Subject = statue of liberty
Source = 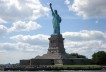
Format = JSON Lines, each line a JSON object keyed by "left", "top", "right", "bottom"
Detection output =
{"left": 49, "top": 3, "right": 61, "bottom": 35}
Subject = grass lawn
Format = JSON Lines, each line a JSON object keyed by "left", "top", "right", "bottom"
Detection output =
{"left": 53, "top": 65, "right": 102, "bottom": 69}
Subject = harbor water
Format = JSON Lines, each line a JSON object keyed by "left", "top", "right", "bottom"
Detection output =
{"left": 0, "top": 70, "right": 106, "bottom": 72}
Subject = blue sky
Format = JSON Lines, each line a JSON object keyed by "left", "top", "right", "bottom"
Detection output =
{"left": 0, "top": 0, "right": 106, "bottom": 64}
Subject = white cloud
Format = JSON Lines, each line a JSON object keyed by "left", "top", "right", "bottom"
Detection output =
{"left": 101, "top": 44, "right": 106, "bottom": 49}
{"left": 1, "top": 30, "right": 106, "bottom": 63}
{"left": 10, "top": 34, "right": 49, "bottom": 45}
{"left": 63, "top": 30, "right": 105, "bottom": 41}
{"left": 0, "top": 51, "right": 40, "bottom": 64}
{"left": 0, "top": 42, "right": 47, "bottom": 64}
{"left": 65, "top": 0, "right": 106, "bottom": 18}
{"left": 0, "top": 34, "right": 49, "bottom": 53}
{"left": 0, "top": 42, "right": 47, "bottom": 53}
{"left": 0, "top": 42, "right": 48, "bottom": 64}
{"left": 0, "top": 25, "right": 7, "bottom": 36}
{"left": 0, "top": 34, "right": 49, "bottom": 63}
{"left": 10, "top": 30, "right": 106, "bottom": 57}
{"left": 8, "top": 21, "right": 41, "bottom": 32}
{"left": 0, "top": 0, "right": 49, "bottom": 22}
{"left": 65, "top": 0, "right": 70, "bottom": 5}
{"left": 0, "top": 50, "right": 6, "bottom": 53}
{"left": 0, "top": 18, "right": 7, "bottom": 24}
{"left": 65, "top": 40, "right": 102, "bottom": 48}
{"left": 63, "top": 30, "right": 106, "bottom": 58}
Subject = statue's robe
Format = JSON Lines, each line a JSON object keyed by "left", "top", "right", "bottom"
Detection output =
{"left": 52, "top": 13, "right": 61, "bottom": 35}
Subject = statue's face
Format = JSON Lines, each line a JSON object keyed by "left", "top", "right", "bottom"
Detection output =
{"left": 54, "top": 10, "right": 57, "bottom": 14}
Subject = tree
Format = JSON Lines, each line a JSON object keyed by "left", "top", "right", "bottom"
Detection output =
{"left": 69, "top": 53, "right": 87, "bottom": 59}
{"left": 92, "top": 51, "right": 106, "bottom": 65}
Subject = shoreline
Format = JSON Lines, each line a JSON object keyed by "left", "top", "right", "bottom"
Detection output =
{"left": 2, "top": 65, "right": 106, "bottom": 71}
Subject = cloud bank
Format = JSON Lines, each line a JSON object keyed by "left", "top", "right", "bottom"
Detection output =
{"left": 63, "top": 30, "right": 106, "bottom": 58}
{"left": 0, "top": 30, "right": 106, "bottom": 59}
{"left": 0, "top": 25, "right": 7, "bottom": 36}
{"left": 0, "top": 0, "right": 49, "bottom": 35}
{"left": 8, "top": 21, "right": 41, "bottom": 32}
{"left": 65, "top": 0, "right": 106, "bottom": 18}
{"left": 10, "top": 34, "right": 49, "bottom": 45}
{"left": 0, "top": 0, "right": 49, "bottom": 22}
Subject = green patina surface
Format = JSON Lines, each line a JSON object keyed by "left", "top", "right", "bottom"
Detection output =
{"left": 50, "top": 3, "right": 61, "bottom": 35}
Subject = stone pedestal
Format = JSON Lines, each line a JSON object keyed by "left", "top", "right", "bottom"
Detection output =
{"left": 47, "top": 34, "right": 66, "bottom": 56}
{"left": 35, "top": 34, "right": 69, "bottom": 65}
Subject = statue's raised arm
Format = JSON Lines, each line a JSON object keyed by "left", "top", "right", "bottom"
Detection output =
{"left": 49, "top": 3, "right": 54, "bottom": 14}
